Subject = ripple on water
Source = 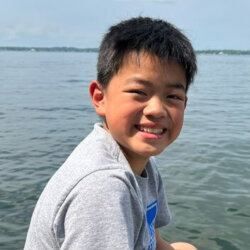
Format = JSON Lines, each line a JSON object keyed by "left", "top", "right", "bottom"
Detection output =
{"left": 1, "top": 53, "right": 250, "bottom": 249}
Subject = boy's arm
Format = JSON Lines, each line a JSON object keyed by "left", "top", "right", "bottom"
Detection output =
{"left": 155, "top": 229, "right": 175, "bottom": 250}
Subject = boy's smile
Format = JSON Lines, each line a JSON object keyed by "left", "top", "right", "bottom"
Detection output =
{"left": 90, "top": 52, "right": 187, "bottom": 174}
{"left": 135, "top": 123, "right": 167, "bottom": 139}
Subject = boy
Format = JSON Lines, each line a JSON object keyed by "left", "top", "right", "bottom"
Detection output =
{"left": 25, "top": 17, "right": 197, "bottom": 249}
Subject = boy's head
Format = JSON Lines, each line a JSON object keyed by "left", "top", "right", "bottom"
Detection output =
{"left": 90, "top": 17, "right": 197, "bottom": 173}
{"left": 97, "top": 16, "right": 197, "bottom": 92}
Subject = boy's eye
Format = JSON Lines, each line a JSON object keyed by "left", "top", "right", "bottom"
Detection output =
{"left": 128, "top": 90, "right": 147, "bottom": 96}
{"left": 167, "top": 95, "right": 183, "bottom": 101}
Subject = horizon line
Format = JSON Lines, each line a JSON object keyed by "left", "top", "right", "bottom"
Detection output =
{"left": 0, "top": 46, "right": 249, "bottom": 54}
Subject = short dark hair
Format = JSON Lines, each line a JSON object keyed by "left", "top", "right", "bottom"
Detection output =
{"left": 97, "top": 16, "right": 197, "bottom": 92}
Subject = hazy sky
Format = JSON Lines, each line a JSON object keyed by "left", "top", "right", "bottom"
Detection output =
{"left": 0, "top": 0, "right": 249, "bottom": 50}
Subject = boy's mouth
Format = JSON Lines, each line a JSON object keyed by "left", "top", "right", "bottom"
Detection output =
{"left": 135, "top": 125, "right": 166, "bottom": 135}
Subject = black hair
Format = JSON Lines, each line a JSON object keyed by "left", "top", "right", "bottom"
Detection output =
{"left": 97, "top": 17, "right": 197, "bottom": 92}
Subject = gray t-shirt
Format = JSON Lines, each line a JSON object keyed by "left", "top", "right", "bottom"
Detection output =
{"left": 24, "top": 123, "right": 171, "bottom": 250}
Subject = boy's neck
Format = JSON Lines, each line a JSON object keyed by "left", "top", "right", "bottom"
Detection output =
{"left": 121, "top": 148, "right": 149, "bottom": 176}
{"left": 101, "top": 121, "right": 149, "bottom": 176}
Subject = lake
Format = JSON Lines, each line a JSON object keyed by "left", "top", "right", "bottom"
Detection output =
{"left": 0, "top": 51, "right": 249, "bottom": 250}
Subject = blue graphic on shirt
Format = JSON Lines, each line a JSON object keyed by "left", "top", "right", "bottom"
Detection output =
{"left": 146, "top": 200, "right": 158, "bottom": 249}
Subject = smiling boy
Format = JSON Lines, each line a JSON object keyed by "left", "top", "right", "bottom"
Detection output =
{"left": 25, "top": 17, "right": 197, "bottom": 249}
{"left": 91, "top": 53, "right": 187, "bottom": 176}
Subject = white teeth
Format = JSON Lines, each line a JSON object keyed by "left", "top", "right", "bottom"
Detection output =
{"left": 139, "top": 126, "right": 163, "bottom": 134}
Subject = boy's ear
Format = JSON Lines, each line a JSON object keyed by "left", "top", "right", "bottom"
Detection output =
{"left": 89, "top": 81, "right": 106, "bottom": 116}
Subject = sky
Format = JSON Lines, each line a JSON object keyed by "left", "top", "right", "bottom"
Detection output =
{"left": 0, "top": 0, "right": 249, "bottom": 50}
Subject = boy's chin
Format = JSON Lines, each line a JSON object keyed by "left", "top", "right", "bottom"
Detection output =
{"left": 135, "top": 147, "right": 166, "bottom": 158}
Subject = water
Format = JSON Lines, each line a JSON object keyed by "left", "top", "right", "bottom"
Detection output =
{"left": 0, "top": 51, "right": 249, "bottom": 250}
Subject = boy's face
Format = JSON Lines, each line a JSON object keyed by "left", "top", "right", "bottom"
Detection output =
{"left": 91, "top": 52, "right": 187, "bottom": 171}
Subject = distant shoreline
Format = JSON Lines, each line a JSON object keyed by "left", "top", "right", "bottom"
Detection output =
{"left": 0, "top": 46, "right": 250, "bottom": 55}
{"left": 0, "top": 47, "right": 98, "bottom": 53}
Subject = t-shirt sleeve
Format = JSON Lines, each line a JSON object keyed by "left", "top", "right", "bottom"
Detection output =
{"left": 54, "top": 170, "right": 145, "bottom": 250}
{"left": 155, "top": 170, "right": 171, "bottom": 228}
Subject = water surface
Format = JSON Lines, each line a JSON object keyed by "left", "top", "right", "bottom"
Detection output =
{"left": 0, "top": 51, "right": 249, "bottom": 250}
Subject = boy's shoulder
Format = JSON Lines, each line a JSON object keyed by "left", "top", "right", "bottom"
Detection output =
{"left": 70, "top": 123, "right": 132, "bottom": 172}
{"left": 42, "top": 124, "right": 162, "bottom": 210}
{"left": 39, "top": 123, "right": 139, "bottom": 206}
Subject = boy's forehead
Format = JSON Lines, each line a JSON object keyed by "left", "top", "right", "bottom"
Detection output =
{"left": 116, "top": 51, "right": 187, "bottom": 91}
{"left": 120, "top": 51, "right": 180, "bottom": 72}
{"left": 121, "top": 51, "right": 158, "bottom": 65}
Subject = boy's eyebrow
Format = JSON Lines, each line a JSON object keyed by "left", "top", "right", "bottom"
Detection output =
{"left": 126, "top": 77, "right": 186, "bottom": 92}
{"left": 126, "top": 77, "right": 153, "bottom": 86}
{"left": 168, "top": 82, "right": 186, "bottom": 92}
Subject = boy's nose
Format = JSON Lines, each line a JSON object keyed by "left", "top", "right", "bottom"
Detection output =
{"left": 143, "top": 97, "right": 167, "bottom": 119}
